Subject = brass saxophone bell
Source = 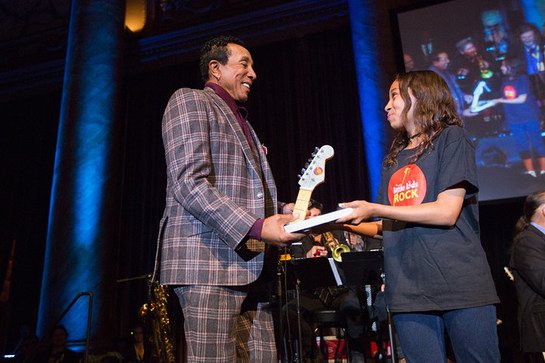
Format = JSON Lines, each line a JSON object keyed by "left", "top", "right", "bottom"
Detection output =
{"left": 481, "top": 69, "right": 494, "bottom": 79}
{"left": 332, "top": 244, "right": 350, "bottom": 262}
{"left": 322, "top": 231, "right": 351, "bottom": 262}
{"left": 139, "top": 303, "right": 149, "bottom": 317}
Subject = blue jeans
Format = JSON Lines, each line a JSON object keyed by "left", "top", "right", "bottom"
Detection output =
{"left": 510, "top": 121, "right": 545, "bottom": 159}
{"left": 393, "top": 305, "right": 500, "bottom": 363}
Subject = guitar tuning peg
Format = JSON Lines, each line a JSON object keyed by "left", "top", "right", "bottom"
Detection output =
{"left": 315, "top": 146, "right": 319, "bottom": 152}
{"left": 304, "top": 162, "right": 309, "bottom": 168}
{"left": 311, "top": 152, "right": 316, "bottom": 157}
{"left": 307, "top": 158, "right": 313, "bottom": 162}
{"left": 301, "top": 168, "right": 306, "bottom": 174}
{"left": 297, "top": 174, "right": 301, "bottom": 179}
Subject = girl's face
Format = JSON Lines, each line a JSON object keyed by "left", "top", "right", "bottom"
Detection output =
{"left": 385, "top": 80, "right": 417, "bottom": 133}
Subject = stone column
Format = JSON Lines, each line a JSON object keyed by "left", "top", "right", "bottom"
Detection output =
{"left": 37, "top": 0, "right": 124, "bottom": 351}
{"left": 347, "top": 0, "right": 388, "bottom": 200}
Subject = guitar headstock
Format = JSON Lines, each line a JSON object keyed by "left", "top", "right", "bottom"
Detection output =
{"left": 298, "top": 145, "right": 334, "bottom": 191}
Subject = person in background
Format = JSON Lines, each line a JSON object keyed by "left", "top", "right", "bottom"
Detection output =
{"left": 490, "top": 57, "right": 545, "bottom": 178}
{"left": 481, "top": 9, "right": 511, "bottom": 62}
{"left": 403, "top": 54, "right": 416, "bottom": 73}
{"left": 337, "top": 70, "right": 500, "bottom": 362}
{"left": 451, "top": 37, "right": 499, "bottom": 95}
{"left": 123, "top": 325, "right": 151, "bottom": 363}
{"left": 509, "top": 190, "right": 545, "bottom": 363}
{"left": 32, "top": 325, "right": 81, "bottom": 363}
{"left": 513, "top": 23, "right": 545, "bottom": 112}
{"left": 428, "top": 51, "right": 470, "bottom": 115}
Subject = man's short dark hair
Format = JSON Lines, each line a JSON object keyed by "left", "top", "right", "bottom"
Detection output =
{"left": 455, "top": 37, "right": 473, "bottom": 53}
{"left": 431, "top": 51, "right": 447, "bottom": 63}
{"left": 503, "top": 57, "right": 525, "bottom": 78}
{"left": 199, "top": 35, "right": 247, "bottom": 84}
{"left": 517, "top": 22, "right": 540, "bottom": 37}
{"left": 308, "top": 199, "right": 323, "bottom": 212}
{"left": 51, "top": 324, "right": 68, "bottom": 337}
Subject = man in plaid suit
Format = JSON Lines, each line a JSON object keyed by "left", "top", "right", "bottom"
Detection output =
{"left": 155, "top": 35, "right": 304, "bottom": 362}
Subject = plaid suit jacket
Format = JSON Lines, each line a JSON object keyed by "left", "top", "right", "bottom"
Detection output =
{"left": 156, "top": 87, "right": 278, "bottom": 286}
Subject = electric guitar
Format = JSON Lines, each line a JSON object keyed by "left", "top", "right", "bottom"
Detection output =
{"left": 289, "top": 145, "right": 334, "bottom": 224}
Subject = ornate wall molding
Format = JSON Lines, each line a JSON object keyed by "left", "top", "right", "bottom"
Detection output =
{"left": 138, "top": 0, "right": 348, "bottom": 63}
{"left": 0, "top": 0, "right": 348, "bottom": 97}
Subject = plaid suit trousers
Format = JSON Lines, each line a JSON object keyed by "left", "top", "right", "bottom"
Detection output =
{"left": 174, "top": 285, "right": 277, "bottom": 362}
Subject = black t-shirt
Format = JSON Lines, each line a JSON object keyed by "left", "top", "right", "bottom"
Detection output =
{"left": 376, "top": 126, "right": 499, "bottom": 312}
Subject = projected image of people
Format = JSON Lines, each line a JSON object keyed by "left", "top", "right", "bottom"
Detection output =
{"left": 490, "top": 57, "right": 545, "bottom": 178}
{"left": 397, "top": 0, "right": 545, "bottom": 201}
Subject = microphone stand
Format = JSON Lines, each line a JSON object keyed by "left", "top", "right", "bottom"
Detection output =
{"left": 387, "top": 308, "right": 398, "bottom": 363}
{"left": 277, "top": 256, "right": 287, "bottom": 362}
{"left": 294, "top": 277, "right": 303, "bottom": 363}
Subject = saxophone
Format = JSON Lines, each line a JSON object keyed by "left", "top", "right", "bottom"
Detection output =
{"left": 475, "top": 53, "right": 494, "bottom": 79}
{"left": 323, "top": 231, "right": 350, "bottom": 262}
{"left": 140, "top": 280, "right": 176, "bottom": 362}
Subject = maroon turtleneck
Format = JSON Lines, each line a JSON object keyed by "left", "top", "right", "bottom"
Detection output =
{"left": 205, "top": 82, "right": 253, "bottom": 149}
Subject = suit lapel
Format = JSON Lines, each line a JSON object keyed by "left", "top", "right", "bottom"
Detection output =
{"left": 204, "top": 88, "right": 262, "bottom": 175}
{"left": 528, "top": 224, "right": 545, "bottom": 240}
{"left": 203, "top": 88, "right": 278, "bottom": 214}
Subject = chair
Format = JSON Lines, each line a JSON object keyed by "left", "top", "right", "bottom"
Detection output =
{"left": 309, "top": 309, "right": 349, "bottom": 363}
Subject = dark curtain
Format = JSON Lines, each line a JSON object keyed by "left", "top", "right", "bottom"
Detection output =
{"left": 0, "top": 91, "right": 61, "bottom": 350}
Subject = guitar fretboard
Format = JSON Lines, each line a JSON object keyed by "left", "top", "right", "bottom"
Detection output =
{"left": 289, "top": 189, "right": 312, "bottom": 224}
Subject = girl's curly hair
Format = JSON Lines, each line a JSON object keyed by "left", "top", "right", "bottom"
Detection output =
{"left": 384, "top": 70, "right": 463, "bottom": 168}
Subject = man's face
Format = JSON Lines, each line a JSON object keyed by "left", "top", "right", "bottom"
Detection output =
{"left": 51, "top": 328, "right": 67, "bottom": 349}
{"left": 309, "top": 208, "right": 322, "bottom": 217}
{"left": 216, "top": 43, "right": 257, "bottom": 103}
{"left": 403, "top": 54, "right": 414, "bottom": 71}
{"left": 520, "top": 30, "right": 536, "bottom": 47}
{"left": 433, "top": 53, "right": 450, "bottom": 71}
{"left": 133, "top": 327, "right": 144, "bottom": 344}
{"left": 462, "top": 42, "right": 477, "bottom": 57}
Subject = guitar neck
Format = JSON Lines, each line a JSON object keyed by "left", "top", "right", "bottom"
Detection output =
{"left": 290, "top": 188, "right": 313, "bottom": 223}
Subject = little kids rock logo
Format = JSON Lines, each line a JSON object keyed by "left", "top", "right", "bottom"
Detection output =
{"left": 388, "top": 164, "right": 426, "bottom": 206}
{"left": 503, "top": 85, "right": 516, "bottom": 99}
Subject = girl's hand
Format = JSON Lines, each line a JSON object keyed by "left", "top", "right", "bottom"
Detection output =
{"left": 336, "top": 200, "right": 375, "bottom": 224}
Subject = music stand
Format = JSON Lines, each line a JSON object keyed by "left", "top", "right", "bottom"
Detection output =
{"left": 283, "top": 257, "right": 343, "bottom": 361}
{"left": 340, "top": 250, "right": 383, "bottom": 286}
{"left": 289, "top": 257, "right": 343, "bottom": 290}
{"left": 341, "top": 250, "right": 398, "bottom": 362}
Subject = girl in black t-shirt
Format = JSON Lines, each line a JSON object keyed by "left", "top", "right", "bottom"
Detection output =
{"left": 337, "top": 71, "right": 500, "bottom": 362}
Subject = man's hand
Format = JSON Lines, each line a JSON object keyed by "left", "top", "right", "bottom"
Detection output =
{"left": 261, "top": 213, "right": 306, "bottom": 247}
{"left": 306, "top": 245, "right": 327, "bottom": 258}
{"left": 281, "top": 202, "right": 310, "bottom": 218}
{"left": 281, "top": 203, "right": 295, "bottom": 214}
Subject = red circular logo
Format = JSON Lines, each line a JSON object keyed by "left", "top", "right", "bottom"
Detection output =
{"left": 503, "top": 85, "right": 516, "bottom": 99}
{"left": 387, "top": 164, "right": 426, "bottom": 206}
